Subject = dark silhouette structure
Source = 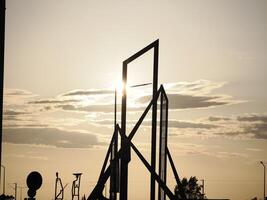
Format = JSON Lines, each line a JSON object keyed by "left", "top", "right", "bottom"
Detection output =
{"left": 72, "top": 173, "right": 82, "bottom": 200}
{"left": 260, "top": 161, "right": 266, "bottom": 200}
{"left": 26, "top": 171, "right": 42, "bottom": 200}
{"left": 0, "top": 0, "right": 6, "bottom": 187}
{"left": 55, "top": 172, "right": 67, "bottom": 200}
{"left": 87, "top": 40, "right": 187, "bottom": 200}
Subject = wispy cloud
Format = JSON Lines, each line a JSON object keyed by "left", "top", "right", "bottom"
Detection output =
{"left": 4, "top": 109, "right": 30, "bottom": 116}
{"left": 62, "top": 89, "right": 114, "bottom": 96}
{"left": 137, "top": 80, "right": 241, "bottom": 110}
{"left": 237, "top": 114, "right": 267, "bottom": 123}
{"left": 206, "top": 113, "right": 267, "bottom": 140}
{"left": 208, "top": 116, "right": 231, "bottom": 121}
{"left": 3, "top": 127, "right": 103, "bottom": 148}
{"left": 138, "top": 94, "right": 231, "bottom": 110}
{"left": 4, "top": 89, "right": 34, "bottom": 96}
{"left": 28, "top": 99, "right": 80, "bottom": 104}
{"left": 164, "top": 79, "right": 226, "bottom": 95}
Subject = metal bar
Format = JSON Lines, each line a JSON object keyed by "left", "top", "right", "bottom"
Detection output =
{"left": 99, "top": 133, "right": 114, "bottom": 179}
{"left": 110, "top": 127, "right": 118, "bottom": 199}
{"left": 88, "top": 145, "right": 123, "bottom": 200}
{"left": 163, "top": 88, "right": 169, "bottom": 200}
{"left": 120, "top": 62, "right": 129, "bottom": 200}
{"left": 117, "top": 130, "right": 176, "bottom": 200}
{"left": 0, "top": 0, "right": 6, "bottom": 184}
{"left": 158, "top": 85, "right": 169, "bottom": 200}
{"left": 128, "top": 88, "right": 161, "bottom": 141}
{"left": 123, "top": 40, "right": 159, "bottom": 64}
{"left": 130, "top": 82, "right": 152, "bottom": 88}
{"left": 150, "top": 39, "right": 159, "bottom": 200}
{"left": 110, "top": 89, "right": 118, "bottom": 200}
{"left": 158, "top": 87, "right": 168, "bottom": 200}
{"left": 167, "top": 147, "right": 187, "bottom": 199}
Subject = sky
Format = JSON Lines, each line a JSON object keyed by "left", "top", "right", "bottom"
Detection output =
{"left": 2, "top": 0, "right": 267, "bottom": 200}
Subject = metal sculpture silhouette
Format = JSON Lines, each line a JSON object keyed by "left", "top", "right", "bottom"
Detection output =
{"left": 55, "top": 172, "right": 67, "bottom": 200}
{"left": 72, "top": 173, "right": 82, "bottom": 200}
{"left": 87, "top": 40, "right": 187, "bottom": 200}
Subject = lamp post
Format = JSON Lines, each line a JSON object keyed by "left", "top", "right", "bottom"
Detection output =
{"left": 260, "top": 161, "right": 266, "bottom": 200}
{"left": 1, "top": 164, "right": 5, "bottom": 194}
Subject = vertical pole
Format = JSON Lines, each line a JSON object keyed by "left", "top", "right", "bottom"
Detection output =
{"left": 114, "top": 89, "right": 117, "bottom": 129}
{"left": 264, "top": 164, "right": 266, "bottom": 200}
{"left": 20, "top": 187, "right": 22, "bottom": 200}
{"left": 120, "top": 62, "right": 128, "bottom": 200}
{"left": 1, "top": 165, "right": 5, "bottom": 194}
{"left": 201, "top": 179, "right": 205, "bottom": 196}
{"left": 110, "top": 89, "right": 117, "bottom": 200}
{"left": 0, "top": 0, "right": 6, "bottom": 186}
{"left": 78, "top": 175, "right": 81, "bottom": 200}
{"left": 3, "top": 165, "right": 5, "bottom": 194}
{"left": 261, "top": 161, "right": 266, "bottom": 200}
{"left": 150, "top": 40, "right": 159, "bottom": 200}
{"left": 15, "top": 183, "right": 17, "bottom": 200}
{"left": 114, "top": 89, "right": 118, "bottom": 199}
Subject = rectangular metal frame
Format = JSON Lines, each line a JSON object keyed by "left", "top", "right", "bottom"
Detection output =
{"left": 120, "top": 39, "right": 159, "bottom": 200}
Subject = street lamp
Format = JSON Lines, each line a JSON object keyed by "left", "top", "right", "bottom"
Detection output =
{"left": 1, "top": 164, "right": 5, "bottom": 194}
{"left": 260, "top": 161, "right": 266, "bottom": 200}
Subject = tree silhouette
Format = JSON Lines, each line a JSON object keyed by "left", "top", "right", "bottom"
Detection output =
{"left": 174, "top": 176, "right": 205, "bottom": 199}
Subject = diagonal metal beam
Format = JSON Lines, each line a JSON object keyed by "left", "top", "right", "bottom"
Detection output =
{"left": 87, "top": 149, "right": 123, "bottom": 200}
{"left": 123, "top": 39, "right": 159, "bottom": 64}
{"left": 99, "top": 131, "right": 115, "bottom": 178}
{"left": 128, "top": 88, "right": 161, "bottom": 141}
{"left": 167, "top": 147, "right": 187, "bottom": 199}
{"left": 117, "top": 126, "right": 177, "bottom": 200}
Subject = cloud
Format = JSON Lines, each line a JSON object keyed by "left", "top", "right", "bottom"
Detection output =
{"left": 28, "top": 99, "right": 79, "bottom": 104}
{"left": 206, "top": 113, "right": 267, "bottom": 140}
{"left": 237, "top": 114, "right": 267, "bottom": 123}
{"left": 4, "top": 109, "right": 30, "bottom": 116}
{"left": 137, "top": 94, "right": 231, "bottom": 110}
{"left": 55, "top": 104, "right": 144, "bottom": 113}
{"left": 52, "top": 80, "right": 239, "bottom": 113}
{"left": 208, "top": 116, "right": 231, "bottom": 121}
{"left": 167, "top": 120, "right": 219, "bottom": 129}
{"left": 3, "top": 127, "right": 102, "bottom": 148}
{"left": 165, "top": 80, "right": 226, "bottom": 95}
{"left": 4, "top": 89, "right": 34, "bottom": 96}
{"left": 243, "top": 123, "right": 267, "bottom": 140}
{"left": 55, "top": 104, "right": 115, "bottom": 113}
{"left": 92, "top": 119, "right": 218, "bottom": 129}
{"left": 62, "top": 89, "right": 114, "bottom": 96}
{"left": 3, "top": 109, "right": 32, "bottom": 121}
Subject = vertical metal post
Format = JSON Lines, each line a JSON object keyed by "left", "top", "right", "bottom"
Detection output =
{"left": 260, "top": 161, "right": 266, "bottom": 200}
{"left": 150, "top": 40, "right": 159, "bottom": 200}
{"left": 0, "top": 0, "right": 6, "bottom": 185}
{"left": 20, "top": 187, "right": 22, "bottom": 200}
{"left": 14, "top": 183, "right": 17, "bottom": 200}
{"left": 1, "top": 165, "right": 5, "bottom": 194}
{"left": 110, "top": 89, "right": 118, "bottom": 200}
{"left": 201, "top": 179, "right": 205, "bottom": 196}
{"left": 120, "top": 62, "right": 128, "bottom": 200}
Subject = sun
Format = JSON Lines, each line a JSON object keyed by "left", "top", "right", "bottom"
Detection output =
{"left": 115, "top": 78, "right": 127, "bottom": 97}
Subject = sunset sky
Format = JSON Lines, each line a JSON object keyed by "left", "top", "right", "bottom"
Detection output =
{"left": 2, "top": 0, "right": 267, "bottom": 200}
